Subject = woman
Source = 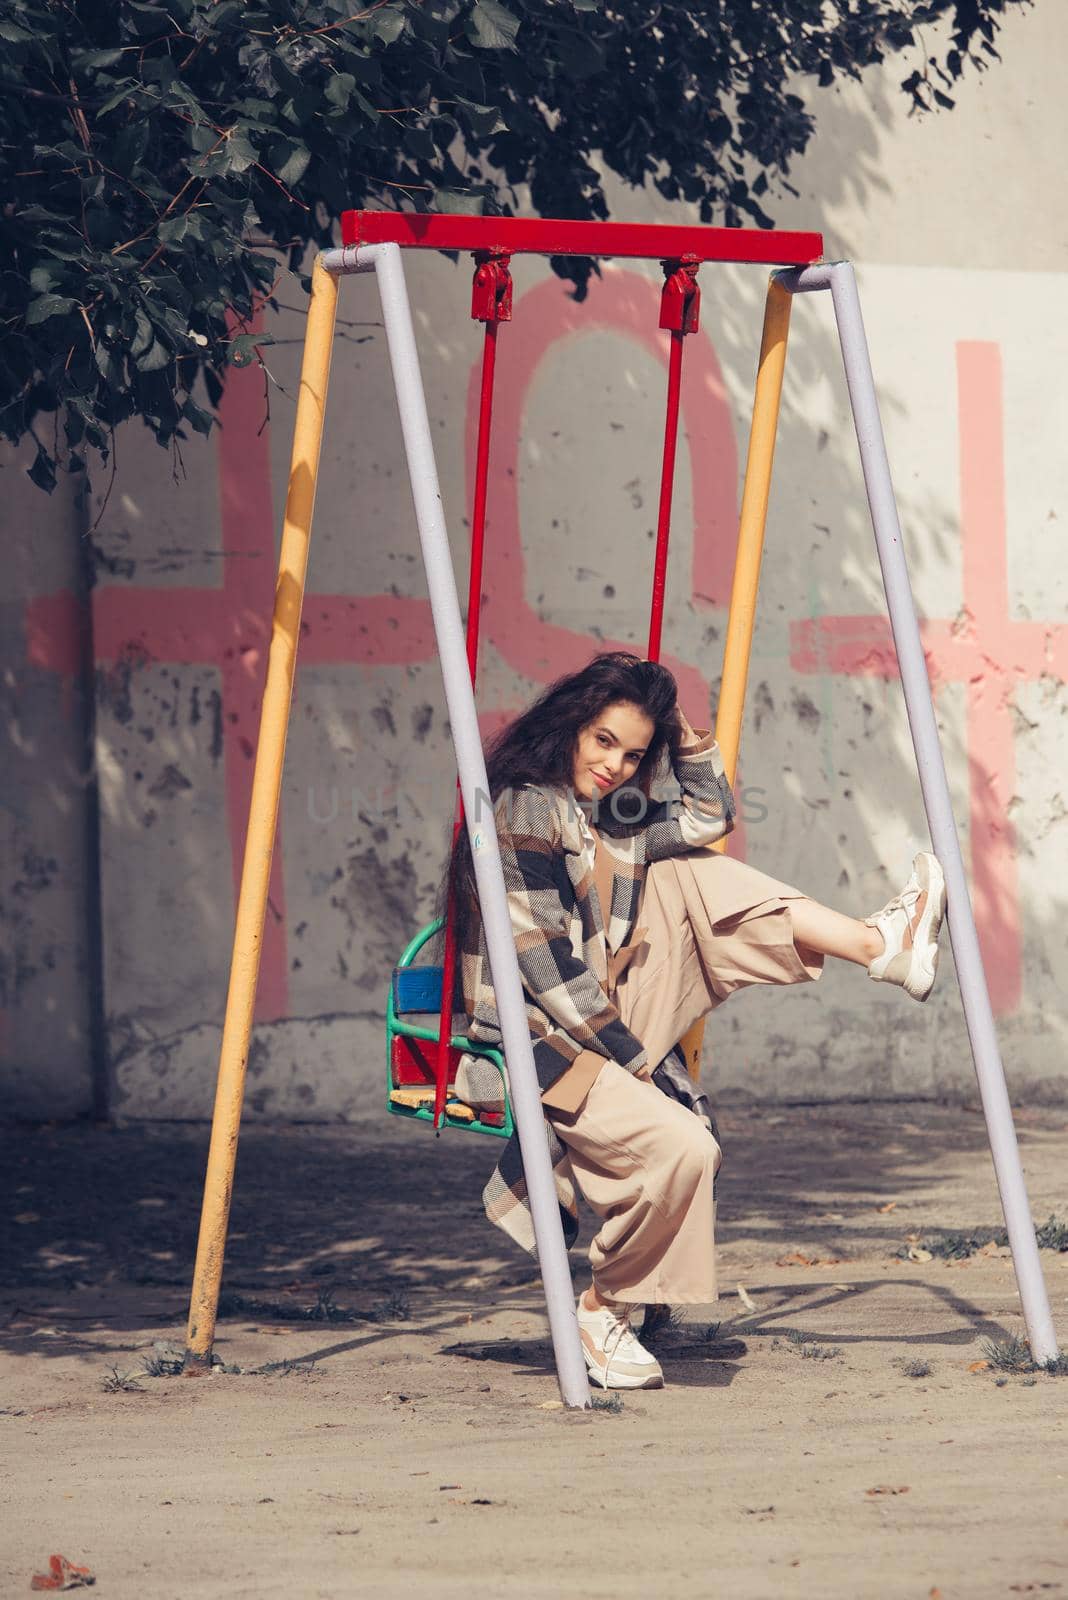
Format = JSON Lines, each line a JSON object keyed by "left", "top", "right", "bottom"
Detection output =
{"left": 447, "top": 652, "right": 945, "bottom": 1390}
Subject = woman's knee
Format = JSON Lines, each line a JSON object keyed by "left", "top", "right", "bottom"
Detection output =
{"left": 661, "top": 1112, "right": 719, "bottom": 1192}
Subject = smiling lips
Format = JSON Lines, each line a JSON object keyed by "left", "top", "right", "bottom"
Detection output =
{"left": 592, "top": 770, "right": 614, "bottom": 789}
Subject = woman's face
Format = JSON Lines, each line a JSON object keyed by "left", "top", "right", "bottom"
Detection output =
{"left": 572, "top": 700, "right": 657, "bottom": 802}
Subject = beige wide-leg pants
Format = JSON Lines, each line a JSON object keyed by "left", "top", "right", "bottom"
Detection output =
{"left": 545, "top": 852, "right": 823, "bottom": 1305}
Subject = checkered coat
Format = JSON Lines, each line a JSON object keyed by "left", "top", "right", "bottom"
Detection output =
{"left": 459, "top": 731, "right": 735, "bottom": 1255}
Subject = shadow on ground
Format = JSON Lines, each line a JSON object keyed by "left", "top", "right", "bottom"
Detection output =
{"left": 1, "top": 1100, "right": 1064, "bottom": 1365}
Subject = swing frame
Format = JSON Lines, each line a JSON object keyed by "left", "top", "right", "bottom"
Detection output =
{"left": 182, "top": 213, "right": 1059, "bottom": 1412}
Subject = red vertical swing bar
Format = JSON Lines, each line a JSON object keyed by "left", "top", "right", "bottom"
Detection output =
{"left": 433, "top": 252, "right": 513, "bottom": 1128}
{"left": 647, "top": 258, "right": 701, "bottom": 661}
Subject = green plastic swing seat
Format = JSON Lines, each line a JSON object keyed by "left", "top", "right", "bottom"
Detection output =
{"left": 386, "top": 918, "right": 513, "bottom": 1139}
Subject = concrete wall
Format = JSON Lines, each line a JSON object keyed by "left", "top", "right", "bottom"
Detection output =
{"left": 1, "top": 439, "right": 99, "bottom": 1118}
{"left": 4, "top": 2, "right": 1066, "bottom": 1119}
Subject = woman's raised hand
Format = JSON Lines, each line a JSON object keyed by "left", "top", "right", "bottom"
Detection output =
{"left": 674, "top": 703, "right": 700, "bottom": 746}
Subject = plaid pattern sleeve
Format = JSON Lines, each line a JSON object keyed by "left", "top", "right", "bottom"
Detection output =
{"left": 496, "top": 784, "right": 646, "bottom": 1072}
{"left": 640, "top": 730, "right": 736, "bottom": 862}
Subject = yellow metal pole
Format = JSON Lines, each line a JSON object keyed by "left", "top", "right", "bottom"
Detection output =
{"left": 184, "top": 257, "right": 340, "bottom": 1369}
{"left": 679, "top": 275, "right": 793, "bottom": 1080}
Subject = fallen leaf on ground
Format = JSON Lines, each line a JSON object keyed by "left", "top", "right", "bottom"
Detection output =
{"left": 967, "top": 1360, "right": 991, "bottom": 1373}
{"left": 777, "top": 1251, "right": 844, "bottom": 1269}
{"left": 865, "top": 1484, "right": 910, "bottom": 1497}
{"left": 832, "top": 1284, "right": 852, "bottom": 1293}
{"left": 930, "top": 1588, "right": 943, "bottom": 1598}
{"left": 737, "top": 1285, "right": 756, "bottom": 1311}
{"left": 537, "top": 1400, "right": 563, "bottom": 1411}
{"left": 30, "top": 1554, "right": 95, "bottom": 1591}
{"left": 907, "top": 1247, "right": 933, "bottom": 1262}
{"left": 876, "top": 1202, "right": 898, "bottom": 1214}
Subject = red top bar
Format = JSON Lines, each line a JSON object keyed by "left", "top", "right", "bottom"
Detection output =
{"left": 341, "top": 211, "right": 823, "bottom": 267}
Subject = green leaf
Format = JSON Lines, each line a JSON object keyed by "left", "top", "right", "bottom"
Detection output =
{"left": 27, "top": 448, "right": 57, "bottom": 494}
{"left": 371, "top": 6, "right": 407, "bottom": 45}
{"left": 78, "top": 48, "right": 127, "bottom": 69}
{"left": 143, "top": 56, "right": 177, "bottom": 91}
{"left": 571, "top": 0, "right": 601, "bottom": 8}
{"left": 455, "top": 95, "right": 507, "bottom": 137}
{"left": 181, "top": 398, "right": 214, "bottom": 436}
{"left": 0, "top": 19, "right": 33, "bottom": 41}
{"left": 352, "top": 86, "right": 380, "bottom": 121}
{"left": 272, "top": 141, "right": 312, "bottom": 188}
{"left": 25, "top": 294, "right": 77, "bottom": 325}
{"left": 325, "top": 72, "right": 355, "bottom": 109}
{"left": 432, "top": 188, "right": 486, "bottom": 215}
{"left": 16, "top": 205, "right": 69, "bottom": 223}
{"left": 29, "top": 265, "right": 61, "bottom": 294}
{"left": 235, "top": 97, "right": 278, "bottom": 124}
{"left": 126, "top": 2, "right": 171, "bottom": 38}
{"left": 227, "top": 332, "right": 275, "bottom": 367}
{"left": 158, "top": 213, "right": 205, "bottom": 245}
{"left": 131, "top": 309, "right": 154, "bottom": 359}
{"left": 199, "top": 0, "right": 244, "bottom": 27}
{"left": 40, "top": 248, "right": 87, "bottom": 266}
{"left": 189, "top": 122, "right": 217, "bottom": 154}
{"left": 97, "top": 80, "right": 139, "bottom": 116}
{"left": 224, "top": 132, "right": 259, "bottom": 173}
{"left": 136, "top": 339, "right": 171, "bottom": 373}
{"left": 466, "top": 0, "right": 520, "bottom": 51}
{"left": 94, "top": 343, "right": 117, "bottom": 383}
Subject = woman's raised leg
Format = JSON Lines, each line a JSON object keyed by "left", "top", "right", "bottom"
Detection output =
{"left": 788, "top": 897, "right": 887, "bottom": 968}
{"left": 791, "top": 851, "right": 946, "bottom": 1001}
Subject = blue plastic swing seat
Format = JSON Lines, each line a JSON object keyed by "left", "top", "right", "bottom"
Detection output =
{"left": 386, "top": 918, "right": 513, "bottom": 1139}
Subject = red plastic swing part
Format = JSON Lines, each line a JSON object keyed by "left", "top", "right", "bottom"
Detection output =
{"left": 433, "top": 253, "right": 513, "bottom": 1129}
{"left": 648, "top": 258, "right": 701, "bottom": 662}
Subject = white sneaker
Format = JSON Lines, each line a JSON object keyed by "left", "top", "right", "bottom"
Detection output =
{"left": 865, "top": 851, "right": 947, "bottom": 1002}
{"left": 576, "top": 1293, "right": 664, "bottom": 1390}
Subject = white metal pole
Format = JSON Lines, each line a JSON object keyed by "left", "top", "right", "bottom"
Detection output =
{"left": 321, "top": 244, "right": 592, "bottom": 1407}
{"left": 779, "top": 261, "right": 1058, "bottom": 1365}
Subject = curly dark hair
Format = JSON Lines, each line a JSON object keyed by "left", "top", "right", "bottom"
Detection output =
{"left": 441, "top": 650, "right": 683, "bottom": 965}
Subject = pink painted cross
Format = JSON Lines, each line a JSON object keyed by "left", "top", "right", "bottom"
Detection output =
{"left": 790, "top": 341, "right": 1068, "bottom": 1015}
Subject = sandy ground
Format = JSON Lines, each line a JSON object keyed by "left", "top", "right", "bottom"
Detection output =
{"left": 1, "top": 1100, "right": 1067, "bottom": 1599}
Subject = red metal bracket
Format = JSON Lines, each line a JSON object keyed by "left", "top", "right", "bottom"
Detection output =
{"left": 471, "top": 250, "right": 513, "bottom": 323}
{"left": 659, "top": 256, "right": 701, "bottom": 335}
